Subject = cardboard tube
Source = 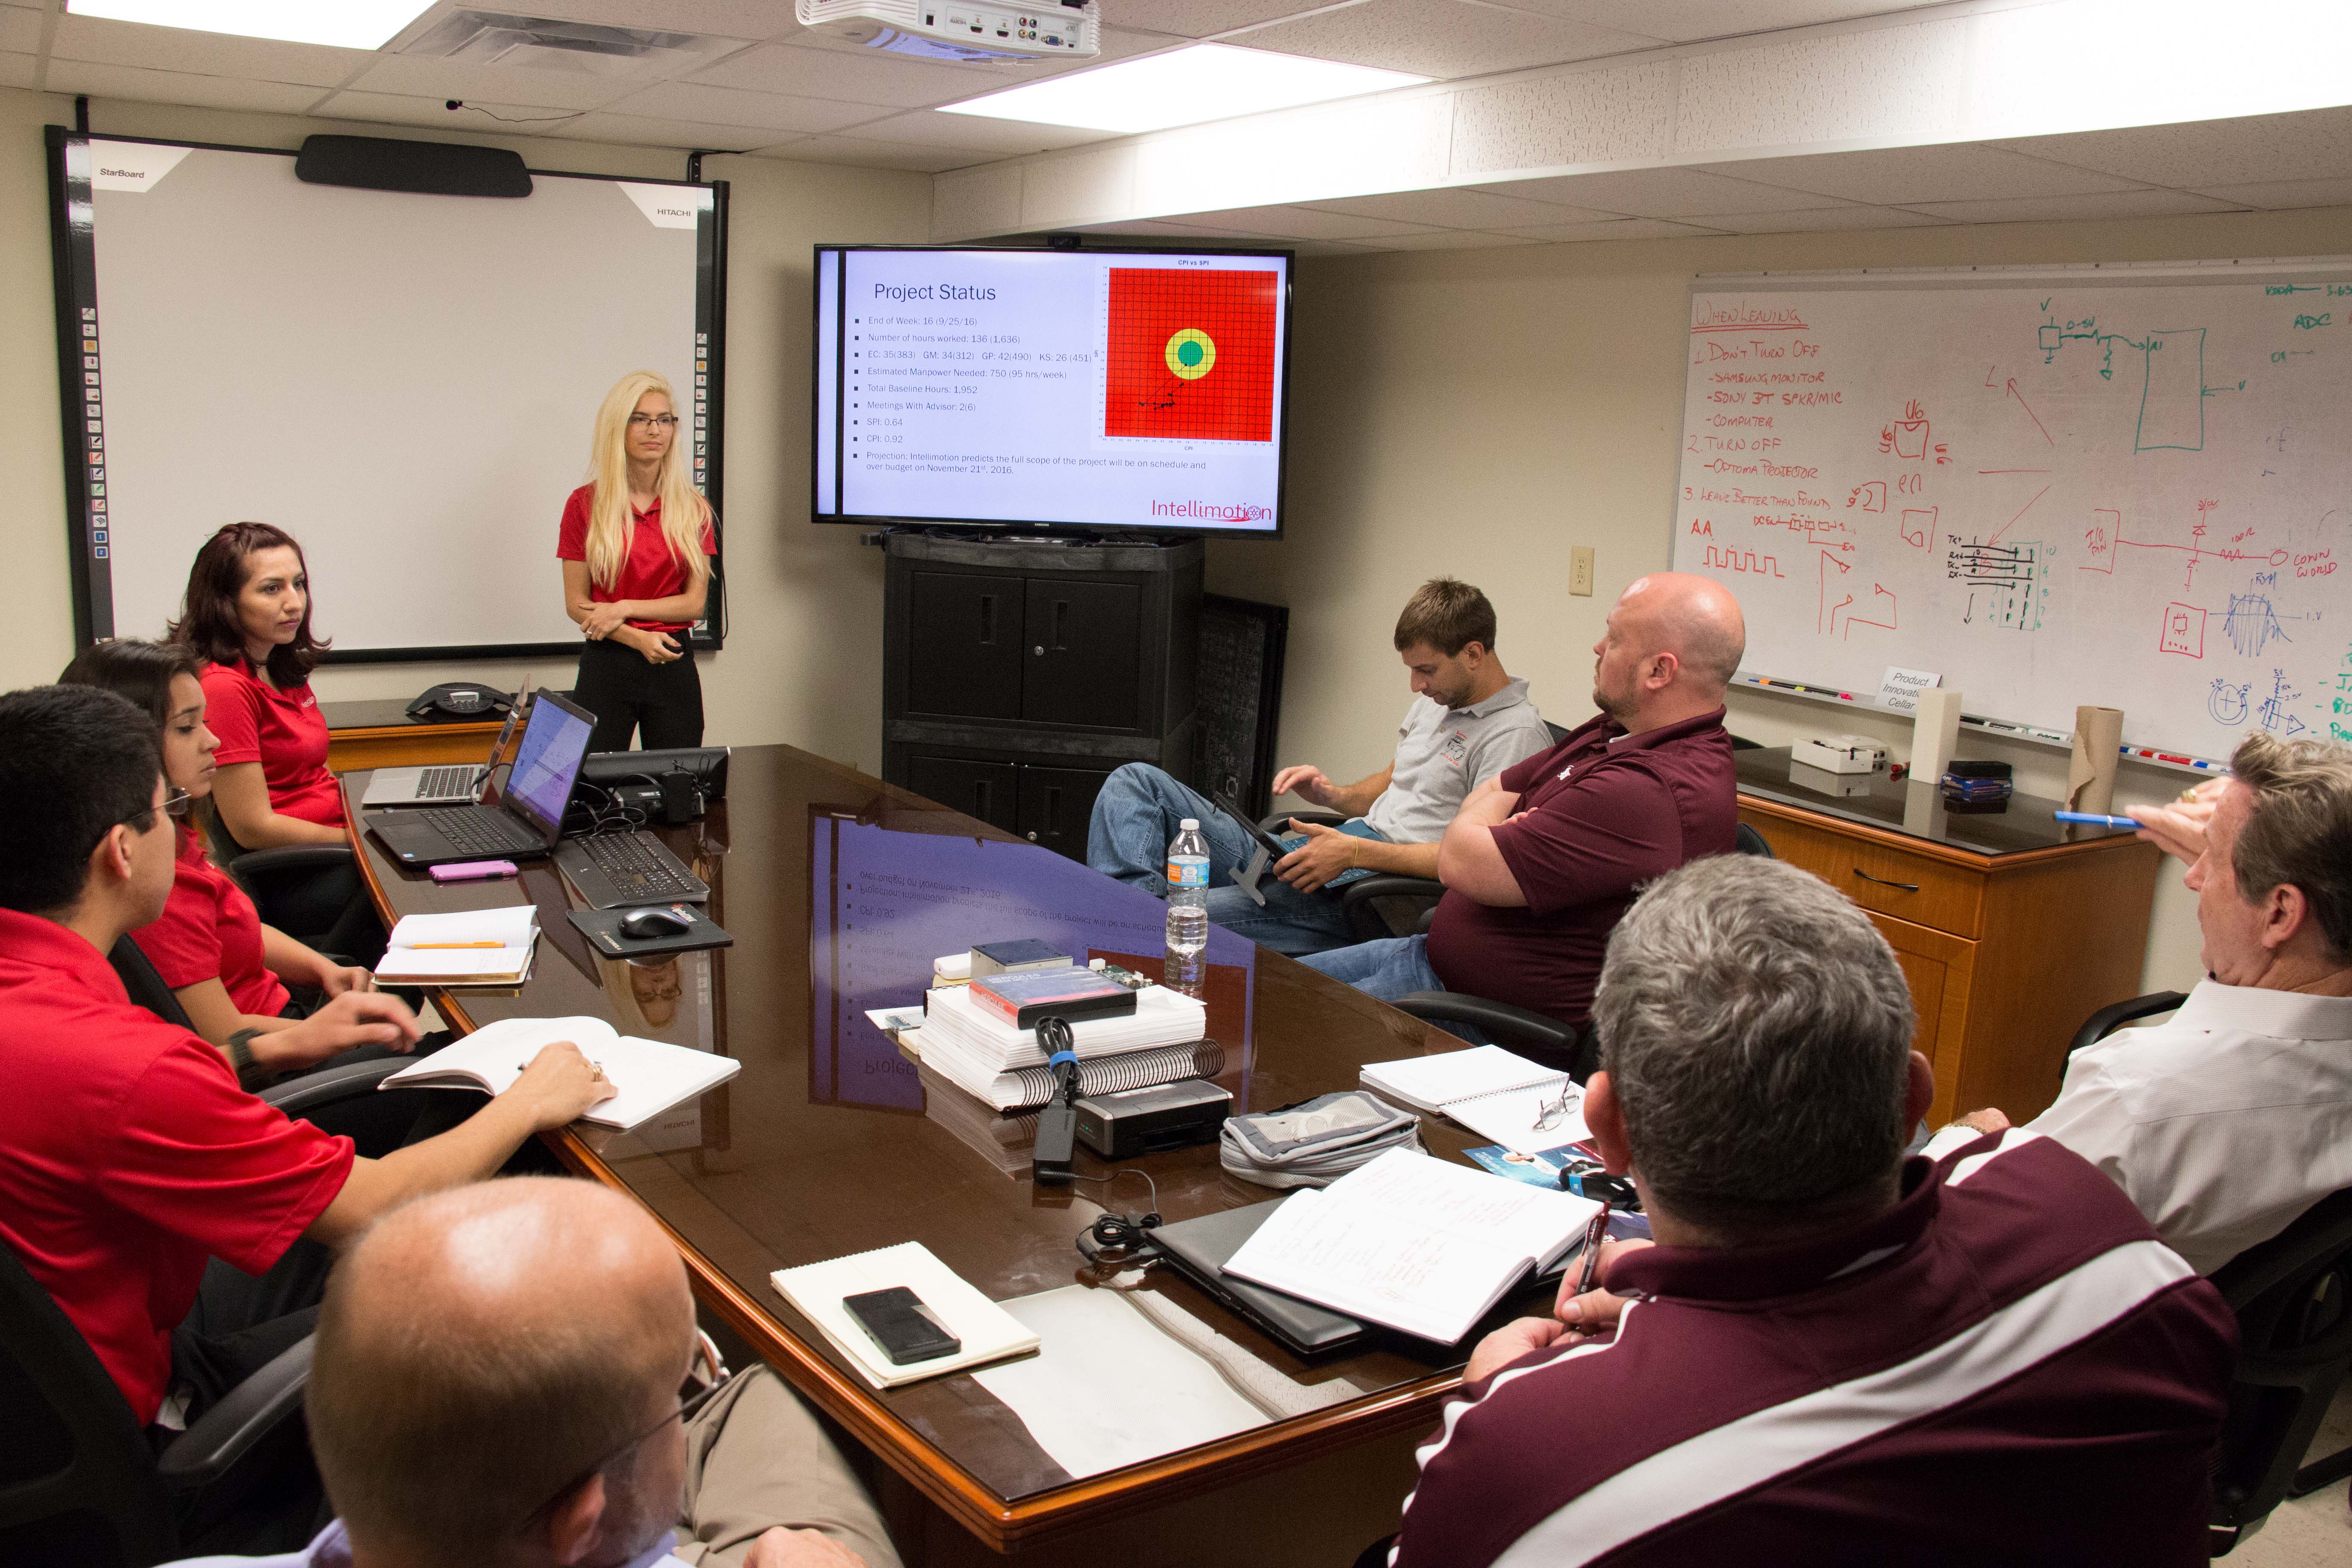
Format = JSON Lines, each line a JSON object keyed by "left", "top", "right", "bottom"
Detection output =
{"left": 1911, "top": 689, "right": 1964, "bottom": 784}
{"left": 2068, "top": 706, "right": 2124, "bottom": 815}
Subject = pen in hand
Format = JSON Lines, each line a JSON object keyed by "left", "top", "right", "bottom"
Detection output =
{"left": 1572, "top": 1200, "right": 1614, "bottom": 1302}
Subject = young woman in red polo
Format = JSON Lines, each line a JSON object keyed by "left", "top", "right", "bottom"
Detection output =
{"left": 557, "top": 369, "right": 716, "bottom": 754}
{"left": 169, "top": 521, "right": 346, "bottom": 851}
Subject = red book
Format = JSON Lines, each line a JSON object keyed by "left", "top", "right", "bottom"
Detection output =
{"left": 968, "top": 968, "right": 1139, "bottom": 1030}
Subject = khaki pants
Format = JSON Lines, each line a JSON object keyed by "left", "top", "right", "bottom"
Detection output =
{"left": 670, "top": 1366, "right": 904, "bottom": 1568}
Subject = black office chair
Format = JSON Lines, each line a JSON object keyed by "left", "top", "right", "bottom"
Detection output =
{"left": 0, "top": 1239, "right": 321, "bottom": 1565}
{"left": 2206, "top": 1185, "right": 2352, "bottom": 1554}
{"left": 199, "top": 810, "right": 378, "bottom": 962}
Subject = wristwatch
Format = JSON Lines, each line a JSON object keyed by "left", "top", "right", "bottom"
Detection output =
{"left": 226, "top": 1028, "right": 272, "bottom": 1091}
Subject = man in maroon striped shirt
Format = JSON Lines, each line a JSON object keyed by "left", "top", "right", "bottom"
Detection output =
{"left": 1393, "top": 856, "right": 2236, "bottom": 1568}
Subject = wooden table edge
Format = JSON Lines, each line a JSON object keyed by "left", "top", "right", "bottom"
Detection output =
{"left": 1737, "top": 791, "right": 2156, "bottom": 873}
{"left": 343, "top": 785, "right": 1455, "bottom": 1552}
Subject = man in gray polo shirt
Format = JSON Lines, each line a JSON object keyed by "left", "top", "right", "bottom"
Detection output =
{"left": 1086, "top": 579, "right": 1553, "bottom": 956}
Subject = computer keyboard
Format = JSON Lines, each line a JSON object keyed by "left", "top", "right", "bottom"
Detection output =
{"left": 414, "top": 765, "right": 472, "bottom": 798}
{"left": 578, "top": 831, "right": 702, "bottom": 900}
{"left": 427, "top": 808, "right": 539, "bottom": 857}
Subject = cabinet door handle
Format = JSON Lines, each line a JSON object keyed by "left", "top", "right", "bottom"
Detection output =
{"left": 1044, "top": 786, "right": 1061, "bottom": 832}
{"left": 978, "top": 594, "right": 995, "bottom": 645}
{"left": 1851, "top": 867, "right": 1920, "bottom": 892}
{"left": 972, "top": 781, "right": 990, "bottom": 818}
{"left": 1051, "top": 599, "right": 1069, "bottom": 651}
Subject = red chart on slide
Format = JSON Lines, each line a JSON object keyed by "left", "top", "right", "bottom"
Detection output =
{"left": 1103, "top": 268, "right": 1279, "bottom": 442}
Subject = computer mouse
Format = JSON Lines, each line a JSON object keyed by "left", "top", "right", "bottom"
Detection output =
{"left": 619, "top": 907, "right": 691, "bottom": 940}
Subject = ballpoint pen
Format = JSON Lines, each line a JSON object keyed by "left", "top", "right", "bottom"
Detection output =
{"left": 1572, "top": 1199, "right": 1614, "bottom": 1302}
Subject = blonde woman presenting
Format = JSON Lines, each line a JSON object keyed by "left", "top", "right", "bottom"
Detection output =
{"left": 558, "top": 371, "right": 717, "bottom": 753}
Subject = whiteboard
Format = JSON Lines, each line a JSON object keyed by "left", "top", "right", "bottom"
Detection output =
{"left": 1672, "top": 262, "right": 2350, "bottom": 763}
{"left": 55, "top": 134, "right": 723, "bottom": 658}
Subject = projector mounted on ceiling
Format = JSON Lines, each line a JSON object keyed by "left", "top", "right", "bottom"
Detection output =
{"left": 796, "top": 0, "right": 1100, "bottom": 64}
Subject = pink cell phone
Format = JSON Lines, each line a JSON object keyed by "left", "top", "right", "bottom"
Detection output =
{"left": 429, "top": 859, "right": 517, "bottom": 882}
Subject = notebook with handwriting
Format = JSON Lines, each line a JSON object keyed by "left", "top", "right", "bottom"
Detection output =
{"left": 1360, "top": 1045, "right": 1586, "bottom": 1155}
{"left": 378, "top": 1015, "right": 738, "bottom": 1132}
{"left": 1220, "top": 1148, "right": 1600, "bottom": 1345}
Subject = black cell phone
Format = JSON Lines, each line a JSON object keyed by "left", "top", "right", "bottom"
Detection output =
{"left": 1212, "top": 789, "right": 1294, "bottom": 859}
{"left": 842, "top": 1286, "right": 962, "bottom": 1365}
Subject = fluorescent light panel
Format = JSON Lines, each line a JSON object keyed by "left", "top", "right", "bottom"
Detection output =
{"left": 65, "top": 0, "right": 434, "bottom": 50}
{"left": 941, "top": 43, "right": 1428, "bottom": 135}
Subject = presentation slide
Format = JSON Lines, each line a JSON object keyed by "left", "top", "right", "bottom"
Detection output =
{"left": 814, "top": 247, "right": 1290, "bottom": 533}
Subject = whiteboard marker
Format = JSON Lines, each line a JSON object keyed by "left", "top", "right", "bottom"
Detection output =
{"left": 2055, "top": 810, "right": 2138, "bottom": 829}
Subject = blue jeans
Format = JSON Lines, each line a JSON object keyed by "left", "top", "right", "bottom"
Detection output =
{"left": 1297, "top": 935, "right": 1488, "bottom": 1046}
{"left": 1085, "top": 763, "right": 1362, "bottom": 957}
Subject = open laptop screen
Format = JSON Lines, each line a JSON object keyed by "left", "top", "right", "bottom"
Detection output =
{"left": 504, "top": 692, "right": 594, "bottom": 841}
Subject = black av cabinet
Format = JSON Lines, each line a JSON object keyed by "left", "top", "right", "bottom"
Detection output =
{"left": 881, "top": 532, "right": 1202, "bottom": 860}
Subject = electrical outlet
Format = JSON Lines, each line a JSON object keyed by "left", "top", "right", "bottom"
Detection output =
{"left": 1569, "top": 546, "right": 1595, "bottom": 597}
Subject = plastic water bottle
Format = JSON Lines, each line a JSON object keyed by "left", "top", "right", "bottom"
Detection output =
{"left": 1164, "top": 817, "right": 1210, "bottom": 997}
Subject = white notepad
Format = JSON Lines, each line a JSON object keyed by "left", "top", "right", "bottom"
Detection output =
{"left": 378, "top": 1015, "right": 738, "bottom": 1132}
{"left": 771, "top": 1241, "right": 1041, "bottom": 1390}
{"left": 373, "top": 905, "right": 539, "bottom": 986}
{"left": 1221, "top": 1148, "right": 1600, "bottom": 1345}
{"left": 1360, "top": 1045, "right": 1587, "bottom": 1154}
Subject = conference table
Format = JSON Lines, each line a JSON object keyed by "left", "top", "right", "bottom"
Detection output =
{"left": 346, "top": 744, "right": 1536, "bottom": 1562}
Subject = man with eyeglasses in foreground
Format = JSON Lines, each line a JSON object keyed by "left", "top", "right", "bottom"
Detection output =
{"left": 166, "top": 1178, "right": 899, "bottom": 1568}
{"left": 0, "top": 685, "right": 611, "bottom": 1439}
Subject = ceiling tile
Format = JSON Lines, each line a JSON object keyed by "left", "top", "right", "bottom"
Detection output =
{"left": 1236, "top": 0, "right": 1666, "bottom": 81}
{"left": 1991, "top": 107, "right": 2352, "bottom": 190}
{"left": 1494, "top": 215, "right": 1726, "bottom": 242}
{"left": 1490, "top": 1, "right": 1942, "bottom": 44}
{"left": 1696, "top": 144, "right": 2146, "bottom": 206}
{"left": 311, "top": 90, "right": 586, "bottom": 133}
{"left": 748, "top": 135, "right": 983, "bottom": 173}
{"left": 1478, "top": 165, "right": 1837, "bottom": 216}
{"left": 1448, "top": 58, "right": 1674, "bottom": 177}
{"left": 0, "top": 8, "right": 41, "bottom": 55}
{"left": 472, "top": 1, "right": 801, "bottom": 42}
{"left": 688, "top": 41, "right": 1005, "bottom": 108}
{"left": 342, "top": 53, "right": 637, "bottom": 112}
{"left": 2193, "top": 176, "right": 2352, "bottom": 211}
{"left": 1896, "top": 189, "right": 2246, "bottom": 224}
{"left": 1697, "top": 205, "right": 1949, "bottom": 233}
{"left": 47, "top": 59, "right": 328, "bottom": 114}
{"left": 1096, "top": 1, "right": 1332, "bottom": 38}
{"left": 51, "top": 14, "right": 371, "bottom": 88}
{"left": 602, "top": 79, "right": 877, "bottom": 133}
{"left": 1299, "top": 185, "right": 1581, "bottom": 227}
{"left": 1161, "top": 203, "right": 1445, "bottom": 239}
{"left": 556, "top": 110, "right": 781, "bottom": 151}
{"left": 1365, "top": 228, "right": 1541, "bottom": 249}
{"left": 1281, "top": 238, "right": 1385, "bottom": 257}
{"left": 0, "top": 52, "right": 32, "bottom": 92}
{"left": 1072, "top": 218, "right": 1264, "bottom": 236}
{"left": 1675, "top": 14, "right": 1968, "bottom": 152}
{"left": 844, "top": 110, "right": 1120, "bottom": 154}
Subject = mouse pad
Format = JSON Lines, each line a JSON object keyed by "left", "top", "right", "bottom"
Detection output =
{"left": 566, "top": 905, "right": 734, "bottom": 959}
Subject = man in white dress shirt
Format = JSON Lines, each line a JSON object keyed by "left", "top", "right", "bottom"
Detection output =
{"left": 1937, "top": 732, "right": 2352, "bottom": 1274}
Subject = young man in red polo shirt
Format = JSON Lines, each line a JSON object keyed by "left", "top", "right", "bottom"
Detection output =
{"left": 0, "top": 685, "right": 612, "bottom": 1431}
{"left": 1301, "top": 573, "right": 1745, "bottom": 1065}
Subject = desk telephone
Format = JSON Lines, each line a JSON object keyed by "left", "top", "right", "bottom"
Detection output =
{"left": 406, "top": 683, "right": 513, "bottom": 720}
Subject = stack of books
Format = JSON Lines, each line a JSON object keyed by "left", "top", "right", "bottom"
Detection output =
{"left": 913, "top": 981, "right": 1215, "bottom": 1112}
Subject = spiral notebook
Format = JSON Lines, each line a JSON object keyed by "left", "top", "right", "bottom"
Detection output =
{"left": 1359, "top": 1045, "right": 1587, "bottom": 1155}
{"left": 914, "top": 1030, "right": 1224, "bottom": 1112}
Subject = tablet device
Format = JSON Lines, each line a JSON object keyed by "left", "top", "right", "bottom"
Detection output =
{"left": 1211, "top": 789, "right": 1294, "bottom": 861}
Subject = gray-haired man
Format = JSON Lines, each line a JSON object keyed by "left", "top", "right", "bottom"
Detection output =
{"left": 1392, "top": 855, "right": 2235, "bottom": 1567}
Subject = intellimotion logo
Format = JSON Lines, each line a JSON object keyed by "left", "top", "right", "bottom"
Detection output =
{"left": 1151, "top": 499, "right": 1271, "bottom": 522}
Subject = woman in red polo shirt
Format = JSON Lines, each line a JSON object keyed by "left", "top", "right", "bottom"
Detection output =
{"left": 59, "top": 639, "right": 422, "bottom": 1084}
{"left": 169, "top": 522, "right": 345, "bottom": 850}
{"left": 558, "top": 370, "right": 716, "bottom": 754}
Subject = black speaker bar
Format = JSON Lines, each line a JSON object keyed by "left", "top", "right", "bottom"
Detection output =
{"left": 294, "top": 135, "right": 531, "bottom": 198}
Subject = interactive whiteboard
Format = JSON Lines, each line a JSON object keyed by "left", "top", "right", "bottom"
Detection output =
{"left": 1672, "top": 261, "right": 2351, "bottom": 764}
{"left": 49, "top": 132, "right": 725, "bottom": 659}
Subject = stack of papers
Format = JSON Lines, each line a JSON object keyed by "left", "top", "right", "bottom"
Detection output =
{"left": 379, "top": 1015, "right": 739, "bottom": 1132}
{"left": 770, "top": 1241, "right": 1039, "bottom": 1390}
{"left": 1361, "top": 1044, "right": 1588, "bottom": 1155}
{"left": 1222, "top": 1148, "right": 1600, "bottom": 1345}
{"left": 916, "top": 983, "right": 1212, "bottom": 1111}
{"left": 373, "top": 905, "right": 539, "bottom": 986}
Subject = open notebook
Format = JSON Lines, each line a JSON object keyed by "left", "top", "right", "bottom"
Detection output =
{"left": 1360, "top": 1045, "right": 1589, "bottom": 1155}
{"left": 379, "top": 1015, "right": 738, "bottom": 1132}
{"left": 1221, "top": 1148, "right": 1600, "bottom": 1345}
{"left": 372, "top": 905, "right": 539, "bottom": 987}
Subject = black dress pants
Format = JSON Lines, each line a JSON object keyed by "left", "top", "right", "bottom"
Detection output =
{"left": 572, "top": 636, "right": 704, "bottom": 754}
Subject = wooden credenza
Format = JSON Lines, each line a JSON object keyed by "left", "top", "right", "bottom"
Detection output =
{"left": 1736, "top": 750, "right": 2161, "bottom": 1127}
{"left": 323, "top": 698, "right": 508, "bottom": 773}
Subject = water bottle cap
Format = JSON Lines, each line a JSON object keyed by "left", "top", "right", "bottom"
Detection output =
{"left": 1179, "top": 818, "right": 1199, "bottom": 831}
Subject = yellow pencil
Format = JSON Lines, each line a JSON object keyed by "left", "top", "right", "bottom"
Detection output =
{"left": 410, "top": 940, "right": 505, "bottom": 949}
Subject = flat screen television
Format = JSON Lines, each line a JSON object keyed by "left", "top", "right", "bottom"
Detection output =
{"left": 812, "top": 244, "right": 1292, "bottom": 538}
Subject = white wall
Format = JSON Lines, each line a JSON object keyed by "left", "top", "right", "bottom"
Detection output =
{"left": 0, "top": 86, "right": 931, "bottom": 773}
{"left": 1211, "top": 202, "right": 2352, "bottom": 994}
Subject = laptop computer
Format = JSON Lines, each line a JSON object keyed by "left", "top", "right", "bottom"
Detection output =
{"left": 358, "top": 677, "right": 531, "bottom": 809}
{"left": 1149, "top": 1200, "right": 1366, "bottom": 1357}
{"left": 364, "top": 689, "right": 594, "bottom": 868}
